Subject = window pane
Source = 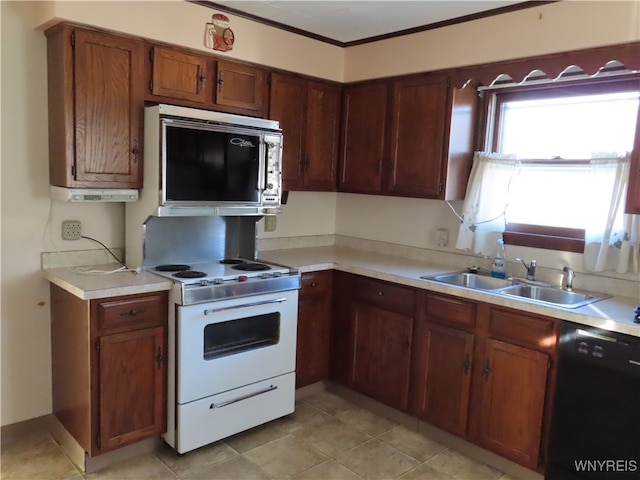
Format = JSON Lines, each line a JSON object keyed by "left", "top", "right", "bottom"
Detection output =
{"left": 498, "top": 92, "right": 639, "bottom": 159}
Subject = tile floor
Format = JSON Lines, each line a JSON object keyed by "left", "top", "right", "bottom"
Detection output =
{"left": 1, "top": 391, "right": 523, "bottom": 480}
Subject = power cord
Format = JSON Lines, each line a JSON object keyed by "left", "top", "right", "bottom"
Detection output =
{"left": 80, "top": 235, "right": 126, "bottom": 267}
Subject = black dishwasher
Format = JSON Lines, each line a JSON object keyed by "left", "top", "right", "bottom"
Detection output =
{"left": 545, "top": 322, "right": 640, "bottom": 480}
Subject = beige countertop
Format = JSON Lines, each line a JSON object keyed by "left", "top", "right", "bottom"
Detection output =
{"left": 259, "top": 245, "right": 640, "bottom": 338}
{"left": 42, "top": 263, "right": 172, "bottom": 300}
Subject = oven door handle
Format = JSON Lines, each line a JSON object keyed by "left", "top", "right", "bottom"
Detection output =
{"left": 203, "top": 297, "right": 287, "bottom": 315}
{"left": 209, "top": 384, "right": 278, "bottom": 409}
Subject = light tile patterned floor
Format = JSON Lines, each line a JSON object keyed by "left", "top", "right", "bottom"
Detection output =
{"left": 1, "top": 391, "right": 523, "bottom": 480}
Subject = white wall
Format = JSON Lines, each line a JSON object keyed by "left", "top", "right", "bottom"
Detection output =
{"left": 1, "top": 0, "right": 639, "bottom": 427}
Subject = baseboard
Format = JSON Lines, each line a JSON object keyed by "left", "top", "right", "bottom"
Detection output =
{"left": 1, "top": 414, "right": 55, "bottom": 447}
{"left": 295, "top": 381, "right": 327, "bottom": 400}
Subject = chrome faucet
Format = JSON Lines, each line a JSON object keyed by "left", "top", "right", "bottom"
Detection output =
{"left": 562, "top": 266, "right": 575, "bottom": 291}
{"left": 517, "top": 258, "right": 537, "bottom": 280}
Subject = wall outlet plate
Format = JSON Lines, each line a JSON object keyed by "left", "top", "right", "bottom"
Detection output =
{"left": 264, "top": 216, "right": 277, "bottom": 232}
{"left": 436, "top": 228, "right": 449, "bottom": 247}
{"left": 62, "top": 220, "right": 82, "bottom": 240}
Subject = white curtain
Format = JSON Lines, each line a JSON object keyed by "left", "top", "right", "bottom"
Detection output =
{"left": 583, "top": 154, "right": 640, "bottom": 273}
{"left": 455, "top": 152, "right": 640, "bottom": 274}
{"left": 455, "top": 152, "right": 516, "bottom": 255}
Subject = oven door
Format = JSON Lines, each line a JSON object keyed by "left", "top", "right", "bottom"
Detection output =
{"left": 176, "top": 289, "right": 298, "bottom": 404}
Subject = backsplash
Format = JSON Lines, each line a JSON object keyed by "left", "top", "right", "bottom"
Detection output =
{"left": 258, "top": 235, "right": 640, "bottom": 299}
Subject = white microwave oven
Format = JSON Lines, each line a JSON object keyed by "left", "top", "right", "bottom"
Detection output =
{"left": 140, "top": 104, "right": 283, "bottom": 217}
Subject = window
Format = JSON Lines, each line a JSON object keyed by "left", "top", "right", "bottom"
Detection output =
{"left": 487, "top": 77, "right": 640, "bottom": 251}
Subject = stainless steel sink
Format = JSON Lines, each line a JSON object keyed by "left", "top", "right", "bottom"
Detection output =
{"left": 498, "top": 284, "right": 611, "bottom": 309}
{"left": 422, "top": 272, "right": 517, "bottom": 290}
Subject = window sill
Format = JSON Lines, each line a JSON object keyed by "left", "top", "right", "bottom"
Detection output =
{"left": 503, "top": 224, "right": 585, "bottom": 253}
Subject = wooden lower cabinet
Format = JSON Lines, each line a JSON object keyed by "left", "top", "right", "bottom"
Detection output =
{"left": 330, "top": 272, "right": 415, "bottom": 411}
{"left": 477, "top": 338, "right": 550, "bottom": 468}
{"left": 296, "top": 271, "right": 332, "bottom": 387}
{"left": 351, "top": 301, "right": 413, "bottom": 411}
{"left": 411, "top": 322, "right": 474, "bottom": 436}
{"left": 51, "top": 285, "right": 168, "bottom": 456}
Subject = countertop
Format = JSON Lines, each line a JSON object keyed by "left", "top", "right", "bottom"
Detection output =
{"left": 42, "top": 247, "right": 640, "bottom": 336}
{"left": 42, "top": 263, "right": 172, "bottom": 300}
{"left": 259, "top": 245, "right": 640, "bottom": 337}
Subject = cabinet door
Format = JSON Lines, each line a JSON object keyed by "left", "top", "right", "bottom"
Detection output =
{"left": 339, "top": 82, "right": 387, "bottom": 193}
{"left": 150, "top": 46, "right": 209, "bottom": 103}
{"left": 351, "top": 302, "right": 413, "bottom": 411}
{"left": 214, "top": 60, "right": 265, "bottom": 115}
{"left": 73, "top": 29, "right": 144, "bottom": 187}
{"left": 412, "top": 323, "right": 474, "bottom": 436}
{"left": 304, "top": 81, "right": 340, "bottom": 190}
{"left": 387, "top": 75, "right": 448, "bottom": 197}
{"left": 330, "top": 272, "right": 355, "bottom": 385}
{"left": 97, "top": 327, "right": 165, "bottom": 452}
{"left": 479, "top": 338, "right": 549, "bottom": 468}
{"left": 269, "top": 73, "right": 307, "bottom": 190}
{"left": 296, "top": 271, "right": 332, "bottom": 387}
{"left": 624, "top": 103, "right": 640, "bottom": 213}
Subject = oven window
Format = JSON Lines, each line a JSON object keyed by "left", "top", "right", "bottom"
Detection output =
{"left": 165, "top": 124, "right": 261, "bottom": 203}
{"left": 203, "top": 313, "right": 280, "bottom": 360}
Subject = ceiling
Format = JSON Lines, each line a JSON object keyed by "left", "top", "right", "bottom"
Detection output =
{"left": 198, "top": 1, "right": 541, "bottom": 46}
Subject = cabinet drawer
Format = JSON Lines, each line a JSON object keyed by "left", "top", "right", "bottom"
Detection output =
{"left": 300, "top": 271, "right": 332, "bottom": 299}
{"left": 95, "top": 293, "right": 166, "bottom": 331}
{"left": 353, "top": 277, "right": 415, "bottom": 314}
{"left": 489, "top": 307, "right": 556, "bottom": 349}
{"left": 426, "top": 293, "right": 476, "bottom": 329}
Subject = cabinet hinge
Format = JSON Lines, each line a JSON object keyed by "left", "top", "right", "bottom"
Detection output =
{"left": 149, "top": 48, "right": 154, "bottom": 62}
{"left": 71, "top": 165, "right": 76, "bottom": 177}
{"left": 70, "top": 31, "right": 75, "bottom": 48}
{"left": 95, "top": 339, "right": 100, "bottom": 353}
{"left": 547, "top": 357, "right": 552, "bottom": 370}
{"left": 267, "top": 73, "right": 272, "bottom": 86}
{"left": 96, "top": 433, "right": 101, "bottom": 449}
{"left": 438, "top": 182, "right": 443, "bottom": 194}
{"left": 149, "top": 79, "right": 153, "bottom": 92}
{"left": 446, "top": 77, "right": 451, "bottom": 89}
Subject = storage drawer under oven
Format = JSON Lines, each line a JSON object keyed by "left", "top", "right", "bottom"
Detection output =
{"left": 176, "top": 372, "right": 295, "bottom": 454}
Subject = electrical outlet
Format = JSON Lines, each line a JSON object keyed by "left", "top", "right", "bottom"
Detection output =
{"left": 436, "top": 228, "right": 449, "bottom": 247}
{"left": 61, "top": 220, "right": 82, "bottom": 240}
{"left": 264, "top": 216, "right": 277, "bottom": 232}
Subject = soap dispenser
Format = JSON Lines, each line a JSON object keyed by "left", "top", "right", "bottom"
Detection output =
{"left": 491, "top": 238, "right": 506, "bottom": 279}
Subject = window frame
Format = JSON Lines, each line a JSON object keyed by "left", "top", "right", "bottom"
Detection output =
{"left": 481, "top": 75, "right": 640, "bottom": 252}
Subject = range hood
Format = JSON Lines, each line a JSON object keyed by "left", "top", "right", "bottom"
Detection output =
{"left": 51, "top": 186, "right": 139, "bottom": 202}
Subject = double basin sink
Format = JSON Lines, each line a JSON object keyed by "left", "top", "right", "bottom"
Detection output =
{"left": 421, "top": 271, "right": 610, "bottom": 309}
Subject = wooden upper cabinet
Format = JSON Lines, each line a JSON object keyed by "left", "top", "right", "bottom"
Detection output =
{"left": 388, "top": 75, "right": 448, "bottom": 197}
{"left": 150, "top": 46, "right": 209, "bottom": 103}
{"left": 339, "top": 74, "right": 477, "bottom": 200}
{"left": 47, "top": 24, "right": 144, "bottom": 188}
{"left": 214, "top": 60, "right": 266, "bottom": 116}
{"left": 339, "top": 82, "right": 388, "bottom": 193}
{"left": 625, "top": 103, "right": 640, "bottom": 214}
{"left": 269, "top": 73, "right": 340, "bottom": 191}
{"left": 269, "top": 74, "right": 307, "bottom": 190}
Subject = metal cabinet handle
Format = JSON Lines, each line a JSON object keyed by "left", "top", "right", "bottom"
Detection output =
{"left": 120, "top": 308, "right": 145, "bottom": 317}
{"left": 484, "top": 359, "right": 491, "bottom": 380}
{"left": 199, "top": 66, "right": 206, "bottom": 92}
{"left": 209, "top": 384, "right": 277, "bottom": 408}
{"left": 217, "top": 71, "right": 224, "bottom": 93}
{"left": 463, "top": 354, "right": 470, "bottom": 375}
{"left": 309, "top": 282, "right": 318, "bottom": 288}
{"left": 377, "top": 291, "right": 384, "bottom": 296}
{"left": 156, "top": 347, "right": 164, "bottom": 369}
{"left": 131, "top": 140, "right": 139, "bottom": 163}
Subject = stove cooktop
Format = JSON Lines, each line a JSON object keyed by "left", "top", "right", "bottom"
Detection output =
{"left": 150, "top": 259, "right": 292, "bottom": 286}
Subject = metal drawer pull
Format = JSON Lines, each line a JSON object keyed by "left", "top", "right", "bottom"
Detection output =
{"left": 209, "top": 385, "right": 278, "bottom": 409}
{"left": 120, "top": 309, "right": 145, "bottom": 316}
{"left": 204, "top": 297, "right": 287, "bottom": 315}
